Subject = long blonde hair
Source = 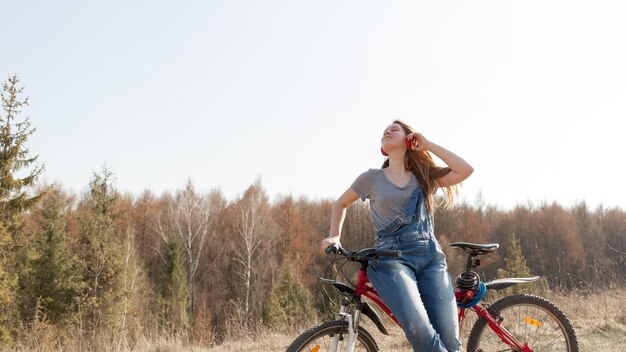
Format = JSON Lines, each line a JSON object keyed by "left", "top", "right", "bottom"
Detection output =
{"left": 382, "top": 120, "right": 459, "bottom": 212}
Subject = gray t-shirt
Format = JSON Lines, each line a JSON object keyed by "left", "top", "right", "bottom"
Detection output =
{"left": 351, "top": 168, "right": 418, "bottom": 232}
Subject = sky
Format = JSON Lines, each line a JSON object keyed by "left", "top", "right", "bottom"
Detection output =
{"left": 1, "top": 1, "right": 625, "bottom": 210}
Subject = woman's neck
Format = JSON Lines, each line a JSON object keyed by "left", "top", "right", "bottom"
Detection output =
{"left": 386, "top": 156, "right": 408, "bottom": 174}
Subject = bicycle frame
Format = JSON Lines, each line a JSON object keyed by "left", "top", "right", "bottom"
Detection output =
{"left": 456, "top": 289, "right": 533, "bottom": 351}
{"left": 354, "top": 268, "right": 399, "bottom": 326}
{"left": 344, "top": 265, "right": 534, "bottom": 352}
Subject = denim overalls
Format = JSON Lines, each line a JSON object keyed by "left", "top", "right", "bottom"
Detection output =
{"left": 367, "top": 186, "right": 461, "bottom": 352}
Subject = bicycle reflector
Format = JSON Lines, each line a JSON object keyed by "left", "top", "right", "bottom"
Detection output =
{"left": 309, "top": 345, "right": 321, "bottom": 352}
{"left": 523, "top": 317, "right": 543, "bottom": 327}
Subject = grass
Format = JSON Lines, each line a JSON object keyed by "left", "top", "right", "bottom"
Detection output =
{"left": 25, "top": 288, "right": 624, "bottom": 351}
{"left": 199, "top": 288, "right": 626, "bottom": 352}
{"left": 546, "top": 288, "right": 626, "bottom": 352}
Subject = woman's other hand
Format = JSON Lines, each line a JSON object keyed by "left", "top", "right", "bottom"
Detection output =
{"left": 406, "top": 132, "right": 430, "bottom": 152}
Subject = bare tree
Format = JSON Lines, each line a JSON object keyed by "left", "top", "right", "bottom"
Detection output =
{"left": 118, "top": 229, "right": 143, "bottom": 352}
{"left": 233, "top": 179, "right": 271, "bottom": 327}
{"left": 155, "top": 181, "right": 214, "bottom": 341}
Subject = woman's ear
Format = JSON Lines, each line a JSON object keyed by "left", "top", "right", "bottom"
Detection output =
{"left": 406, "top": 137, "right": 416, "bottom": 149}
{"left": 380, "top": 147, "right": 388, "bottom": 156}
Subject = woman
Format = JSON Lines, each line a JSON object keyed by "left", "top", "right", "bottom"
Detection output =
{"left": 321, "top": 120, "right": 473, "bottom": 352}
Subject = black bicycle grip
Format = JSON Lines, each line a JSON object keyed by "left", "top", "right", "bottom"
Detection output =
{"left": 376, "top": 249, "right": 401, "bottom": 257}
{"left": 325, "top": 243, "right": 341, "bottom": 254}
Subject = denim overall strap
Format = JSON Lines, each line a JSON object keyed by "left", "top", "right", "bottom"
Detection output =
{"left": 375, "top": 186, "right": 423, "bottom": 238}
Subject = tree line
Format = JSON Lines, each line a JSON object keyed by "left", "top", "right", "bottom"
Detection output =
{"left": 1, "top": 75, "right": 624, "bottom": 350}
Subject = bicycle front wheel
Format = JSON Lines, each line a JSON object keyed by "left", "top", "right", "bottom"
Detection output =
{"left": 286, "top": 319, "right": 379, "bottom": 352}
{"left": 467, "top": 294, "right": 579, "bottom": 352}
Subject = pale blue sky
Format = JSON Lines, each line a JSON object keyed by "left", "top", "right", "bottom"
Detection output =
{"left": 2, "top": 1, "right": 625, "bottom": 209}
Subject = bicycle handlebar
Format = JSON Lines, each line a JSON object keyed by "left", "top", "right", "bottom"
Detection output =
{"left": 325, "top": 244, "right": 400, "bottom": 260}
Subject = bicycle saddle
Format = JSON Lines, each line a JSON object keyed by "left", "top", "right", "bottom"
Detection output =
{"left": 450, "top": 242, "right": 499, "bottom": 255}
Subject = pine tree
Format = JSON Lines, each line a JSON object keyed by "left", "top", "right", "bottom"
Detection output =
{"left": 497, "top": 233, "right": 537, "bottom": 294}
{"left": 0, "top": 75, "right": 46, "bottom": 344}
{"left": 0, "top": 222, "right": 15, "bottom": 344}
{"left": 262, "top": 265, "right": 316, "bottom": 331}
{"left": 78, "top": 168, "right": 124, "bottom": 340}
{"left": 159, "top": 239, "right": 190, "bottom": 337}
{"left": 19, "top": 186, "right": 83, "bottom": 327}
{"left": 0, "top": 75, "right": 45, "bottom": 226}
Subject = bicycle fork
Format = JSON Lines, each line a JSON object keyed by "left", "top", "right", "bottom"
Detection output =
{"left": 329, "top": 301, "right": 362, "bottom": 352}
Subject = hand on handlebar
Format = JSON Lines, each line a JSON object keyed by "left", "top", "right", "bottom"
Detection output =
{"left": 321, "top": 235, "right": 341, "bottom": 253}
{"left": 324, "top": 244, "right": 401, "bottom": 260}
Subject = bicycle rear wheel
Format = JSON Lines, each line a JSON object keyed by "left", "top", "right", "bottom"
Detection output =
{"left": 466, "top": 294, "right": 579, "bottom": 352}
{"left": 286, "top": 319, "right": 379, "bottom": 352}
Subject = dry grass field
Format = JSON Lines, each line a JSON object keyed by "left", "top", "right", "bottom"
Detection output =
{"left": 196, "top": 289, "right": 626, "bottom": 352}
{"left": 106, "top": 289, "right": 625, "bottom": 352}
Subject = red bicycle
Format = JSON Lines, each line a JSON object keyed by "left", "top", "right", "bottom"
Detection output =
{"left": 286, "top": 242, "right": 579, "bottom": 352}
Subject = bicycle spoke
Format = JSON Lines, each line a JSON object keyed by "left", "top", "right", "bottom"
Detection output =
{"left": 499, "top": 304, "right": 569, "bottom": 351}
{"left": 295, "top": 329, "right": 375, "bottom": 352}
{"left": 468, "top": 295, "right": 577, "bottom": 352}
{"left": 525, "top": 308, "right": 553, "bottom": 346}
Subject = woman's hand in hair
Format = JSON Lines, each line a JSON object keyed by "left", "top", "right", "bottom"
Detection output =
{"left": 406, "top": 132, "right": 430, "bottom": 152}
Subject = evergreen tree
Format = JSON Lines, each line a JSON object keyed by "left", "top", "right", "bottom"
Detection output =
{"left": 262, "top": 265, "right": 315, "bottom": 331}
{"left": 0, "top": 75, "right": 45, "bottom": 226}
{"left": 78, "top": 168, "right": 124, "bottom": 339}
{"left": 497, "top": 233, "right": 538, "bottom": 294}
{"left": 19, "top": 186, "right": 83, "bottom": 327}
{"left": 159, "top": 239, "right": 189, "bottom": 337}
{"left": 0, "top": 75, "right": 46, "bottom": 344}
{"left": 0, "top": 223, "right": 15, "bottom": 344}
